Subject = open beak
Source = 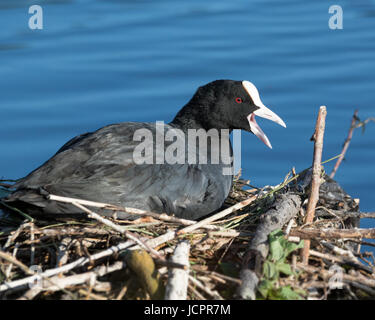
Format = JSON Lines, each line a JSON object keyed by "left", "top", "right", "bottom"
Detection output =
{"left": 242, "top": 80, "right": 286, "bottom": 149}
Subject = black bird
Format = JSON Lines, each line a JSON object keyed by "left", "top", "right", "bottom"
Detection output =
{"left": 3, "top": 80, "right": 286, "bottom": 220}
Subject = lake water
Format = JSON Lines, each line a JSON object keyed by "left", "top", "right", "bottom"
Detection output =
{"left": 1, "top": 0, "right": 374, "bottom": 249}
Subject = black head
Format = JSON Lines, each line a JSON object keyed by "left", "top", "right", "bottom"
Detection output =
{"left": 171, "top": 79, "right": 286, "bottom": 148}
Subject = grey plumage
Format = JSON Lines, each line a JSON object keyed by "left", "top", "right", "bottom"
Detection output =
{"left": 5, "top": 122, "right": 232, "bottom": 220}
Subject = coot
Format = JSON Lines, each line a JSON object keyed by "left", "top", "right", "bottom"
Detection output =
{"left": 3, "top": 80, "right": 285, "bottom": 220}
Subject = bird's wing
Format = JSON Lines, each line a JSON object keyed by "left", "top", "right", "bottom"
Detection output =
{"left": 8, "top": 122, "right": 230, "bottom": 219}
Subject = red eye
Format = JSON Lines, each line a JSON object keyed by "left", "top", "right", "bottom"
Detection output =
{"left": 235, "top": 97, "right": 243, "bottom": 104}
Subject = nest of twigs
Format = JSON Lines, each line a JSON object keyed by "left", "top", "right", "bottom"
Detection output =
{"left": 0, "top": 166, "right": 374, "bottom": 300}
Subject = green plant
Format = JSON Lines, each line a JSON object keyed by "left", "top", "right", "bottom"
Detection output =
{"left": 258, "top": 229, "right": 305, "bottom": 300}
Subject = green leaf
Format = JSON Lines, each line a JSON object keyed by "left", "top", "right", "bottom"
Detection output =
{"left": 269, "top": 238, "right": 284, "bottom": 261}
{"left": 284, "top": 240, "right": 304, "bottom": 257}
{"left": 269, "top": 229, "right": 284, "bottom": 242}
{"left": 263, "top": 261, "right": 277, "bottom": 279}
{"left": 275, "top": 262, "right": 293, "bottom": 276}
{"left": 258, "top": 280, "right": 274, "bottom": 299}
{"left": 278, "top": 286, "right": 304, "bottom": 300}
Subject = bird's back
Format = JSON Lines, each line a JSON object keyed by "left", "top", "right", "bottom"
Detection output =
{"left": 5, "top": 121, "right": 233, "bottom": 220}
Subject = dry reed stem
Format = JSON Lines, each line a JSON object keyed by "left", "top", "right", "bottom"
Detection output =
{"left": 71, "top": 201, "right": 162, "bottom": 260}
{"left": 0, "top": 240, "right": 134, "bottom": 293}
{"left": 5, "top": 245, "right": 20, "bottom": 280}
{"left": 0, "top": 250, "right": 33, "bottom": 276}
{"left": 177, "top": 195, "right": 256, "bottom": 235}
{"left": 188, "top": 275, "right": 223, "bottom": 300}
{"left": 296, "top": 263, "right": 375, "bottom": 289}
{"left": 48, "top": 194, "right": 228, "bottom": 232}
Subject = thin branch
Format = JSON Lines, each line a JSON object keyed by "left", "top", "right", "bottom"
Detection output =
{"left": 330, "top": 110, "right": 358, "bottom": 178}
{"left": 5, "top": 244, "right": 20, "bottom": 280}
{"left": 71, "top": 201, "right": 162, "bottom": 260}
{"left": 290, "top": 227, "right": 375, "bottom": 239}
{"left": 29, "top": 223, "right": 35, "bottom": 266}
{"left": 330, "top": 111, "right": 375, "bottom": 178}
{"left": 18, "top": 261, "right": 126, "bottom": 299}
{"left": 315, "top": 209, "right": 375, "bottom": 219}
{"left": 55, "top": 237, "right": 73, "bottom": 268}
{"left": 296, "top": 263, "right": 375, "bottom": 289}
{"left": 48, "top": 194, "right": 229, "bottom": 232}
{"left": 191, "top": 268, "right": 241, "bottom": 285}
{"left": 0, "top": 250, "right": 34, "bottom": 276}
{"left": 177, "top": 196, "right": 256, "bottom": 235}
{"left": 301, "top": 106, "right": 327, "bottom": 264}
{"left": 130, "top": 196, "right": 257, "bottom": 252}
{"left": 188, "top": 275, "right": 223, "bottom": 300}
{"left": 0, "top": 240, "right": 134, "bottom": 293}
{"left": 3, "top": 222, "right": 33, "bottom": 250}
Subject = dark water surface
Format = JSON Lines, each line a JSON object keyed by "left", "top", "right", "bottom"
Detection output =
{"left": 1, "top": 1, "right": 374, "bottom": 246}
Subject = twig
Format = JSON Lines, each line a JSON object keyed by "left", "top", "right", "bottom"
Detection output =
{"left": 35, "top": 226, "right": 114, "bottom": 237}
{"left": 290, "top": 227, "right": 375, "bottom": 239}
{"left": 78, "top": 289, "right": 107, "bottom": 300}
{"left": 320, "top": 240, "right": 360, "bottom": 265}
{"left": 345, "top": 280, "right": 375, "bottom": 296}
{"left": 330, "top": 110, "right": 358, "bottom": 178}
{"left": 18, "top": 261, "right": 126, "bottom": 299}
{"left": 188, "top": 283, "right": 206, "bottom": 300}
{"left": 3, "top": 222, "right": 33, "bottom": 250}
{"left": 285, "top": 218, "right": 295, "bottom": 235}
{"left": 302, "top": 106, "right": 327, "bottom": 264}
{"left": 71, "top": 201, "right": 162, "bottom": 260}
{"left": 132, "top": 197, "right": 256, "bottom": 251}
{"left": 191, "top": 268, "right": 241, "bottom": 285}
{"left": 347, "top": 239, "right": 375, "bottom": 248}
{"left": 177, "top": 196, "right": 256, "bottom": 235}
{"left": 355, "top": 116, "right": 375, "bottom": 128}
{"left": 215, "top": 238, "right": 235, "bottom": 270}
{"left": 296, "top": 263, "right": 375, "bottom": 288}
{"left": 30, "top": 223, "right": 35, "bottom": 266}
{"left": 5, "top": 244, "right": 20, "bottom": 280}
{"left": 0, "top": 250, "right": 34, "bottom": 276}
{"left": 142, "top": 231, "right": 176, "bottom": 250}
{"left": 165, "top": 240, "right": 190, "bottom": 300}
{"left": 206, "top": 230, "right": 251, "bottom": 238}
{"left": 0, "top": 240, "right": 134, "bottom": 293}
{"left": 48, "top": 194, "right": 228, "bottom": 232}
{"left": 56, "top": 237, "right": 73, "bottom": 268}
{"left": 115, "top": 278, "right": 131, "bottom": 300}
{"left": 315, "top": 209, "right": 375, "bottom": 219}
{"left": 309, "top": 250, "right": 372, "bottom": 274}
{"left": 188, "top": 275, "right": 223, "bottom": 300}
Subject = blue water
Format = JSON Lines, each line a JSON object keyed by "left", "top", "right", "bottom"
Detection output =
{"left": 0, "top": 1, "right": 374, "bottom": 248}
